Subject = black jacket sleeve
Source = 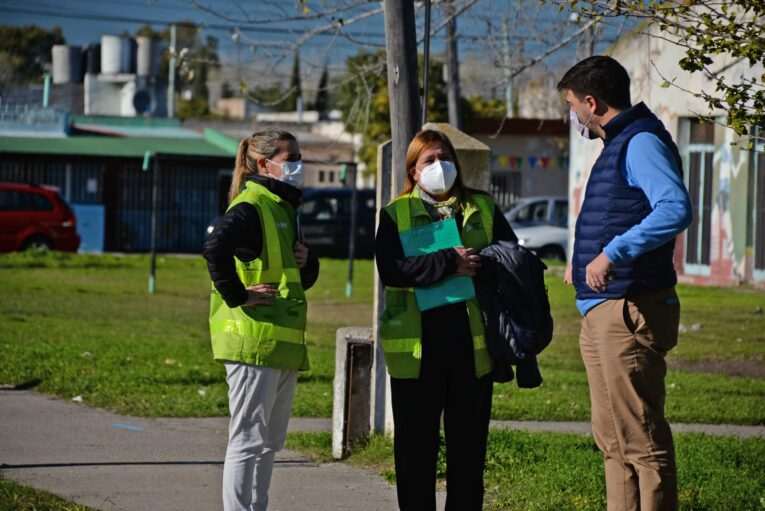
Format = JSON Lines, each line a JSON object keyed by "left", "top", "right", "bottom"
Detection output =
{"left": 203, "top": 202, "right": 319, "bottom": 305}
{"left": 202, "top": 203, "right": 262, "bottom": 308}
{"left": 374, "top": 209, "right": 460, "bottom": 288}
{"left": 492, "top": 205, "right": 518, "bottom": 243}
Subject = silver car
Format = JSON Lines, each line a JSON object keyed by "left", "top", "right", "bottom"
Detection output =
{"left": 504, "top": 196, "right": 569, "bottom": 261}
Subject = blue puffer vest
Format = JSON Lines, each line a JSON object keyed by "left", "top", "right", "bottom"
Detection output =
{"left": 573, "top": 102, "right": 683, "bottom": 300}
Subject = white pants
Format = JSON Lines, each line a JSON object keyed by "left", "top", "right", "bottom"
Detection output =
{"left": 222, "top": 362, "right": 298, "bottom": 511}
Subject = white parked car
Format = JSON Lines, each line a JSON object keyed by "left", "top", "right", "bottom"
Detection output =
{"left": 504, "top": 196, "right": 569, "bottom": 261}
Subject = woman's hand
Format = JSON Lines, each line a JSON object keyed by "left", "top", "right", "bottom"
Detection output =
{"left": 243, "top": 284, "right": 278, "bottom": 307}
{"left": 294, "top": 243, "right": 309, "bottom": 269}
{"left": 454, "top": 246, "right": 481, "bottom": 277}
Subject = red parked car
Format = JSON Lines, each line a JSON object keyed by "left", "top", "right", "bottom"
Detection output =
{"left": 0, "top": 182, "right": 80, "bottom": 252}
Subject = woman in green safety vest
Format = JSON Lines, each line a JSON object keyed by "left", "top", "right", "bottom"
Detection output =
{"left": 375, "top": 129, "right": 517, "bottom": 511}
{"left": 203, "top": 127, "right": 319, "bottom": 511}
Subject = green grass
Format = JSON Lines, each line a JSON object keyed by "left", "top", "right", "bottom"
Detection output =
{"left": 286, "top": 430, "right": 765, "bottom": 511}
{"left": 0, "top": 252, "right": 370, "bottom": 418}
{"left": 0, "top": 476, "right": 95, "bottom": 511}
{"left": 0, "top": 251, "right": 763, "bottom": 423}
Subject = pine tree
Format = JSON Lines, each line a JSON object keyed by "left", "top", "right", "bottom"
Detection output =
{"left": 313, "top": 65, "right": 329, "bottom": 113}
{"left": 287, "top": 51, "right": 302, "bottom": 111}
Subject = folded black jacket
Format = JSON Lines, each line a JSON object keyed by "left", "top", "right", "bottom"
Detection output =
{"left": 475, "top": 240, "right": 554, "bottom": 388}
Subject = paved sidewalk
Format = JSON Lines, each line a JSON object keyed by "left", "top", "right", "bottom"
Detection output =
{"left": 2, "top": 390, "right": 762, "bottom": 511}
{"left": 0, "top": 390, "right": 405, "bottom": 511}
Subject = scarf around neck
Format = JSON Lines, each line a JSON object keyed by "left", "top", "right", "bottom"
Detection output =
{"left": 416, "top": 184, "right": 460, "bottom": 221}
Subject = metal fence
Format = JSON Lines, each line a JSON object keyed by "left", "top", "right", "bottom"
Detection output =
{"left": 1, "top": 157, "right": 226, "bottom": 253}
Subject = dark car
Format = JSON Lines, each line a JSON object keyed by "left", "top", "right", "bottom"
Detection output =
{"left": 204, "top": 187, "right": 377, "bottom": 259}
{"left": 300, "top": 187, "right": 376, "bottom": 258}
{"left": 0, "top": 182, "right": 80, "bottom": 252}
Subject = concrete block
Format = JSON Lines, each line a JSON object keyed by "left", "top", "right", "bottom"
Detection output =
{"left": 332, "top": 327, "right": 374, "bottom": 459}
{"left": 422, "top": 122, "right": 491, "bottom": 192}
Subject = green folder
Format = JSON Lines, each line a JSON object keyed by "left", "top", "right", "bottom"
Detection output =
{"left": 398, "top": 217, "right": 475, "bottom": 311}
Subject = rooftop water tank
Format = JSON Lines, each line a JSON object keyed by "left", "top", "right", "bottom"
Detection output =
{"left": 122, "top": 38, "right": 137, "bottom": 74}
{"left": 83, "top": 44, "right": 101, "bottom": 75}
{"left": 136, "top": 37, "right": 160, "bottom": 77}
{"left": 101, "top": 35, "right": 123, "bottom": 74}
{"left": 52, "top": 45, "right": 82, "bottom": 84}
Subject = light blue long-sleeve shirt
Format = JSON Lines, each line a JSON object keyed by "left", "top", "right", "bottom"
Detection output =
{"left": 576, "top": 132, "right": 693, "bottom": 316}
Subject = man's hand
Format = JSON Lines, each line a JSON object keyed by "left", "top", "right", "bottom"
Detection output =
{"left": 585, "top": 252, "right": 614, "bottom": 293}
{"left": 243, "top": 284, "right": 278, "bottom": 307}
{"left": 294, "top": 243, "right": 309, "bottom": 269}
{"left": 454, "top": 246, "right": 481, "bottom": 277}
{"left": 564, "top": 264, "right": 573, "bottom": 285}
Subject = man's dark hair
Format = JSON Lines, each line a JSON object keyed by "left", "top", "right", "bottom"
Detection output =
{"left": 557, "top": 56, "right": 631, "bottom": 110}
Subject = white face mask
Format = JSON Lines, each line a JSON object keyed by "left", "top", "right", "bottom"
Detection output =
{"left": 570, "top": 102, "right": 596, "bottom": 139}
{"left": 417, "top": 159, "right": 458, "bottom": 196}
{"left": 267, "top": 159, "right": 304, "bottom": 189}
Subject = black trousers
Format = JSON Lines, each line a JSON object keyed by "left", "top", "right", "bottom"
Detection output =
{"left": 390, "top": 322, "right": 494, "bottom": 511}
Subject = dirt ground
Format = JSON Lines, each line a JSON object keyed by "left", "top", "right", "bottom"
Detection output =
{"left": 667, "top": 356, "right": 765, "bottom": 378}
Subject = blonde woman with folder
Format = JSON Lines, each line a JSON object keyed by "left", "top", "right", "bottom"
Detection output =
{"left": 375, "top": 129, "right": 517, "bottom": 511}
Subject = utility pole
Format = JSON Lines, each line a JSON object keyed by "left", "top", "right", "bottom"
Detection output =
{"left": 383, "top": 0, "right": 421, "bottom": 193}
{"left": 421, "top": 0, "right": 432, "bottom": 126}
{"left": 142, "top": 151, "right": 159, "bottom": 294}
{"left": 445, "top": 1, "right": 462, "bottom": 129}
{"left": 167, "top": 24, "right": 176, "bottom": 118}
{"left": 374, "top": 0, "right": 420, "bottom": 435}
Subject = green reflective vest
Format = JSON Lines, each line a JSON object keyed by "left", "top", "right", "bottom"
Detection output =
{"left": 379, "top": 188, "right": 495, "bottom": 379}
{"left": 209, "top": 181, "right": 309, "bottom": 371}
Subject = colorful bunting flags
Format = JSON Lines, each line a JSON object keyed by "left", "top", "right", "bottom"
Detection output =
{"left": 489, "top": 154, "right": 568, "bottom": 171}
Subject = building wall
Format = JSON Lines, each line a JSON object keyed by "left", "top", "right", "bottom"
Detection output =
{"left": 475, "top": 132, "right": 569, "bottom": 209}
{"left": 568, "top": 24, "right": 765, "bottom": 287}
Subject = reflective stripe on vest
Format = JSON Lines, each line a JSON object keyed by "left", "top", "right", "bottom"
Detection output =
{"left": 380, "top": 188, "right": 494, "bottom": 379}
{"left": 209, "top": 181, "right": 309, "bottom": 371}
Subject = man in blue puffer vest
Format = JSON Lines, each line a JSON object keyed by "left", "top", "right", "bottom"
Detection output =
{"left": 559, "top": 56, "right": 693, "bottom": 511}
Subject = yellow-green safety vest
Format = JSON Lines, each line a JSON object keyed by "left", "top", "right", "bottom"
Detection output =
{"left": 379, "top": 188, "right": 495, "bottom": 379}
{"left": 209, "top": 181, "right": 309, "bottom": 371}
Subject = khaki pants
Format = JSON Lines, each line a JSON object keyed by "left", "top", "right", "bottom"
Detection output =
{"left": 580, "top": 287, "right": 680, "bottom": 511}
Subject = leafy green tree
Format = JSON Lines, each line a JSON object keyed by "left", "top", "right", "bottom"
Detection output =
{"left": 0, "top": 25, "right": 65, "bottom": 83}
{"left": 134, "top": 22, "right": 219, "bottom": 118}
{"left": 338, "top": 50, "right": 389, "bottom": 175}
{"left": 550, "top": 0, "right": 765, "bottom": 141}
{"left": 465, "top": 96, "right": 507, "bottom": 119}
{"left": 242, "top": 84, "right": 290, "bottom": 112}
{"left": 176, "top": 96, "right": 209, "bottom": 118}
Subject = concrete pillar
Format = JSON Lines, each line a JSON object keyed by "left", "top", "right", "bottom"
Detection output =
{"left": 332, "top": 327, "right": 374, "bottom": 459}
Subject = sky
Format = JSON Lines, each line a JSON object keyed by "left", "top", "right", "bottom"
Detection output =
{"left": 0, "top": 0, "right": 626, "bottom": 97}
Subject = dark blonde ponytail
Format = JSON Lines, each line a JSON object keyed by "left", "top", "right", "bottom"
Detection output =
{"left": 228, "top": 127, "right": 297, "bottom": 203}
{"left": 230, "top": 138, "right": 252, "bottom": 203}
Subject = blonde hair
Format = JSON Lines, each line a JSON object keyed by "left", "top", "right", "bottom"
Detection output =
{"left": 229, "top": 127, "right": 297, "bottom": 203}
{"left": 401, "top": 129, "right": 468, "bottom": 200}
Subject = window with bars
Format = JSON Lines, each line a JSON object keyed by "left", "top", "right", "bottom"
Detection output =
{"left": 683, "top": 119, "right": 715, "bottom": 267}
{"left": 490, "top": 171, "right": 522, "bottom": 211}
